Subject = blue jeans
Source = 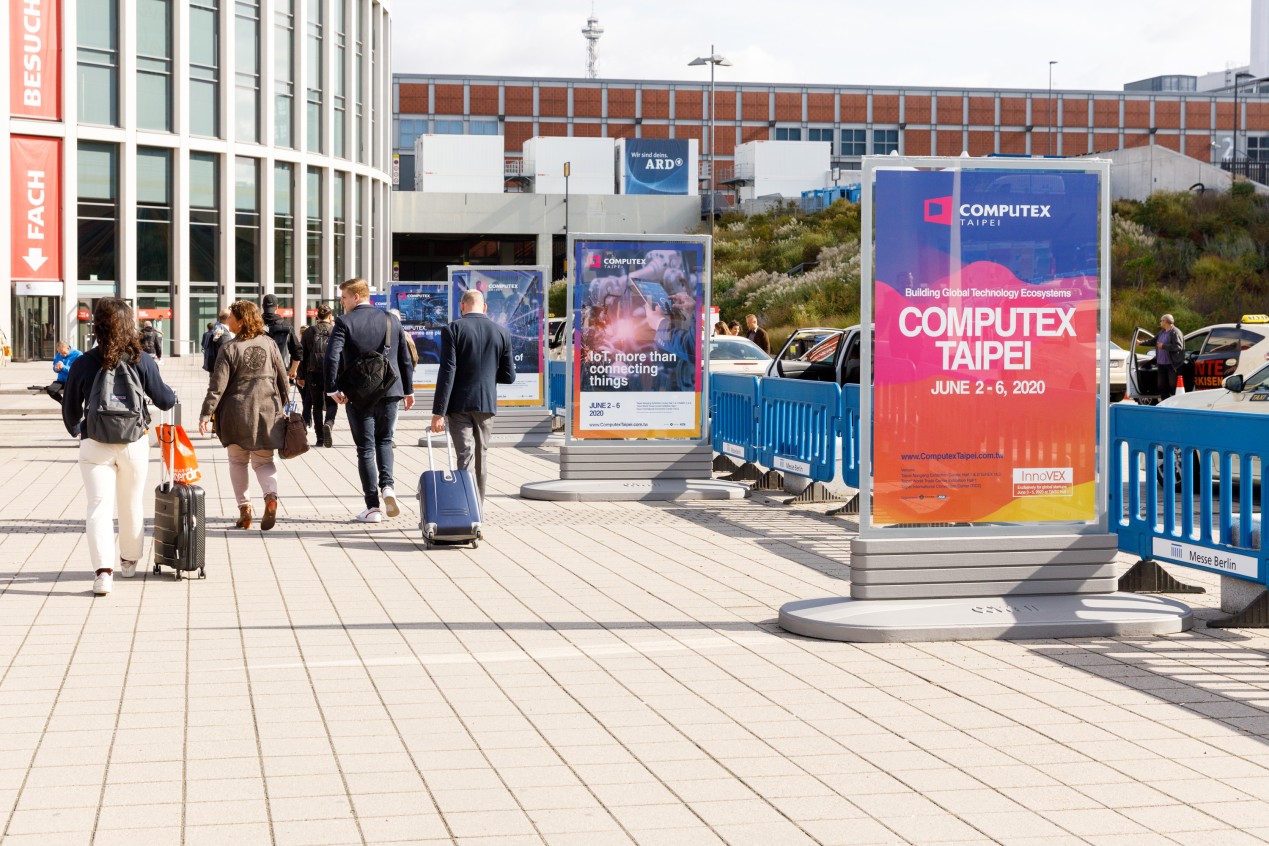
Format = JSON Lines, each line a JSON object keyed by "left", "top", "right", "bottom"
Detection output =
{"left": 346, "top": 397, "right": 399, "bottom": 509}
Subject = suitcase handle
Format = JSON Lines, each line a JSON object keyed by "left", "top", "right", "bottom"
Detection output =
{"left": 158, "top": 406, "right": 177, "bottom": 493}
{"left": 425, "top": 428, "right": 456, "bottom": 476}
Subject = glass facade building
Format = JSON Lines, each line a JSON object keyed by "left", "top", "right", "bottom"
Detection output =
{"left": 2, "top": 0, "right": 394, "bottom": 361}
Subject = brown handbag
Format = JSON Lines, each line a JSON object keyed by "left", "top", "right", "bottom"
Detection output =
{"left": 279, "top": 387, "right": 309, "bottom": 459}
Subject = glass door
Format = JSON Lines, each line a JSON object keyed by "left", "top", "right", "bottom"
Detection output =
{"left": 12, "top": 295, "right": 60, "bottom": 361}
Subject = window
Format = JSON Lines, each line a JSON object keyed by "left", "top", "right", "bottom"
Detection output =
{"left": 79, "top": 143, "right": 119, "bottom": 283}
{"left": 873, "top": 129, "right": 899, "bottom": 155}
{"left": 274, "top": 163, "right": 295, "bottom": 310}
{"left": 333, "top": 0, "right": 346, "bottom": 158}
{"left": 434, "top": 119, "right": 464, "bottom": 135}
{"left": 807, "top": 127, "right": 834, "bottom": 152}
{"left": 235, "top": 0, "right": 260, "bottom": 143}
{"left": 354, "top": 0, "right": 364, "bottom": 162}
{"left": 1202, "top": 327, "right": 1265, "bottom": 355}
{"left": 1248, "top": 136, "right": 1269, "bottom": 161}
{"left": 189, "top": 153, "right": 220, "bottom": 284}
{"left": 273, "top": 0, "right": 294, "bottom": 147}
{"left": 306, "top": 0, "right": 323, "bottom": 153}
{"left": 78, "top": 0, "right": 119, "bottom": 125}
{"left": 136, "top": 148, "right": 171, "bottom": 284}
{"left": 136, "top": 0, "right": 172, "bottom": 131}
{"left": 235, "top": 157, "right": 260, "bottom": 300}
{"left": 333, "top": 171, "right": 346, "bottom": 284}
{"left": 190, "top": 0, "right": 220, "bottom": 137}
{"left": 471, "top": 121, "right": 499, "bottom": 136}
{"left": 307, "top": 167, "right": 323, "bottom": 304}
{"left": 774, "top": 126, "right": 802, "bottom": 141}
{"left": 355, "top": 176, "right": 365, "bottom": 277}
{"left": 841, "top": 129, "right": 866, "bottom": 157}
{"left": 399, "top": 118, "right": 427, "bottom": 149}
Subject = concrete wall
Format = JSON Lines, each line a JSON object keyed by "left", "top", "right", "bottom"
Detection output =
{"left": 1080, "top": 146, "right": 1249, "bottom": 200}
{"left": 393, "top": 192, "right": 701, "bottom": 276}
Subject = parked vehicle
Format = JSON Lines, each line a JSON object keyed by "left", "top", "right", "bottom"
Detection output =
{"left": 765, "top": 326, "right": 861, "bottom": 385}
{"left": 547, "top": 317, "right": 567, "bottom": 362}
{"left": 1128, "top": 315, "right": 1269, "bottom": 405}
{"left": 1103, "top": 340, "right": 1129, "bottom": 403}
{"left": 708, "top": 336, "right": 771, "bottom": 375}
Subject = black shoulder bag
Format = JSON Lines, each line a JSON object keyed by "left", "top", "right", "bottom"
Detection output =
{"left": 336, "top": 313, "right": 396, "bottom": 410}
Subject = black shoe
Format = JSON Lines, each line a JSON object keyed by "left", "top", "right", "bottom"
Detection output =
{"left": 322, "top": 424, "right": 333, "bottom": 449}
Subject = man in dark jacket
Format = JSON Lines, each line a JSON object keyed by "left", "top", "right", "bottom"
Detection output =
{"left": 1146, "top": 313, "right": 1185, "bottom": 400}
{"left": 138, "top": 321, "right": 163, "bottom": 359}
{"left": 745, "top": 313, "right": 770, "bottom": 354}
{"left": 261, "top": 293, "right": 302, "bottom": 382}
{"left": 431, "top": 289, "right": 516, "bottom": 503}
{"left": 325, "top": 278, "right": 416, "bottom": 522}
{"left": 298, "top": 303, "right": 338, "bottom": 447}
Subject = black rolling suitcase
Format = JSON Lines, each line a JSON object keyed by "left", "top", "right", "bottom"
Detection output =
{"left": 153, "top": 413, "right": 206, "bottom": 579}
{"left": 418, "top": 430, "right": 482, "bottom": 550}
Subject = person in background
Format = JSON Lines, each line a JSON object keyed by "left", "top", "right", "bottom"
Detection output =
{"left": 389, "top": 309, "right": 420, "bottom": 368}
{"left": 138, "top": 320, "right": 163, "bottom": 360}
{"left": 199, "top": 322, "right": 216, "bottom": 365}
{"left": 205, "top": 310, "right": 234, "bottom": 373}
{"left": 1146, "top": 313, "right": 1185, "bottom": 400}
{"left": 46, "top": 341, "right": 82, "bottom": 405}
{"left": 728, "top": 320, "right": 741, "bottom": 336}
{"left": 198, "top": 301, "right": 291, "bottom": 531}
{"left": 324, "top": 279, "right": 416, "bottom": 523}
{"left": 62, "top": 299, "right": 176, "bottom": 596}
{"left": 745, "top": 313, "right": 771, "bottom": 353}
{"left": 298, "top": 303, "right": 338, "bottom": 448}
{"left": 261, "top": 293, "right": 302, "bottom": 383}
{"left": 713, "top": 320, "right": 730, "bottom": 337}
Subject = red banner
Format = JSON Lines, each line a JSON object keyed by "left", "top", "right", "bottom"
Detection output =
{"left": 277, "top": 307, "right": 295, "bottom": 318}
{"left": 306, "top": 308, "right": 317, "bottom": 318}
{"left": 136, "top": 308, "right": 172, "bottom": 320}
{"left": 77, "top": 307, "right": 90, "bottom": 321}
{"left": 10, "top": 135, "right": 61, "bottom": 282}
{"left": 10, "top": 0, "right": 60, "bottom": 121}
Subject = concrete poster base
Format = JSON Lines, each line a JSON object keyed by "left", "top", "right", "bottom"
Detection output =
{"left": 520, "top": 479, "right": 749, "bottom": 502}
{"left": 778, "top": 593, "right": 1193, "bottom": 643}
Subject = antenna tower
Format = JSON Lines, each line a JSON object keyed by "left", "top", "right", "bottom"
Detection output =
{"left": 582, "top": 9, "right": 603, "bottom": 79}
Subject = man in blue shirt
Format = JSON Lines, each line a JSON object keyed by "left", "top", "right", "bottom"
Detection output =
{"left": 44, "top": 341, "right": 81, "bottom": 404}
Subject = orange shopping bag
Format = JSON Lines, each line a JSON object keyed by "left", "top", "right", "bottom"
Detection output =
{"left": 157, "top": 424, "right": 202, "bottom": 485}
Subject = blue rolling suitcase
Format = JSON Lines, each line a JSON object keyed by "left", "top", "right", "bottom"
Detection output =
{"left": 418, "top": 430, "right": 482, "bottom": 549}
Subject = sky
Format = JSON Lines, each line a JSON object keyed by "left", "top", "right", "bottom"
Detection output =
{"left": 390, "top": 1, "right": 1255, "bottom": 92}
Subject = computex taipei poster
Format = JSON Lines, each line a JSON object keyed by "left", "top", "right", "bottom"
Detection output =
{"left": 449, "top": 267, "right": 547, "bottom": 408}
{"left": 569, "top": 239, "right": 707, "bottom": 440}
{"left": 871, "top": 169, "right": 1100, "bottom": 526}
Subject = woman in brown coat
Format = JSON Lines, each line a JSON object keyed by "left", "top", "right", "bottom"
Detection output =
{"left": 198, "top": 300, "right": 290, "bottom": 530}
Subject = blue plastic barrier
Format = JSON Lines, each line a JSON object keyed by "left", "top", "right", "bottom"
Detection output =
{"left": 840, "top": 384, "right": 861, "bottom": 489}
{"left": 710, "top": 374, "right": 760, "bottom": 464}
{"left": 1110, "top": 404, "right": 1268, "bottom": 584}
{"left": 548, "top": 361, "right": 566, "bottom": 416}
{"left": 758, "top": 379, "right": 841, "bottom": 482}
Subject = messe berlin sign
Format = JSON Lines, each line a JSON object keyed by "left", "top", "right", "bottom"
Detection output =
{"left": 10, "top": 135, "right": 62, "bottom": 282}
{"left": 871, "top": 168, "right": 1100, "bottom": 526}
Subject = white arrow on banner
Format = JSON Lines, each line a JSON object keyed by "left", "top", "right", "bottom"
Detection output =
{"left": 23, "top": 248, "right": 47, "bottom": 272}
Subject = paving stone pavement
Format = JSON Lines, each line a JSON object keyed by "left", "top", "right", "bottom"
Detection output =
{"left": 3, "top": 356, "right": 1269, "bottom": 845}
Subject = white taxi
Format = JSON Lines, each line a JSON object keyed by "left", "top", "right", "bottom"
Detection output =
{"left": 1129, "top": 314, "right": 1269, "bottom": 403}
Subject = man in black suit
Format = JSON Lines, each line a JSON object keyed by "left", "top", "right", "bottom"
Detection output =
{"left": 324, "top": 278, "right": 416, "bottom": 523}
{"left": 431, "top": 289, "right": 516, "bottom": 503}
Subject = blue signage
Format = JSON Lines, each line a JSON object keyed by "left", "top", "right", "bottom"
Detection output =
{"left": 623, "top": 139, "right": 690, "bottom": 195}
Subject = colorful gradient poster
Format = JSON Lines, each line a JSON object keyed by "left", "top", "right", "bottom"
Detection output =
{"left": 570, "top": 239, "right": 706, "bottom": 439}
{"left": 449, "top": 267, "right": 547, "bottom": 407}
{"left": 872, "top": 169, "right": 1100, "bottom": 526}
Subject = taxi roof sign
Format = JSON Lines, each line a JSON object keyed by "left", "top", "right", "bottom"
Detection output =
{"left": 1241, "top": 314, "right": 1269, "bottom": 324}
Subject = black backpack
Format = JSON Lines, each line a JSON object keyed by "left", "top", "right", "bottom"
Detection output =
{"left": 336, "top": 313, "right": 396, "bottom": 410}
{"left": 307, "top": 323, "right": 332, "bottom": 374}
{"left": 268, "top": 321, "right": 294, "bottom": 366}
{"left": 85, "top": 356, "right": 151, "bottom": 444}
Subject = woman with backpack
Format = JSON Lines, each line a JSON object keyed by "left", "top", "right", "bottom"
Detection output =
{"left": 61, "top": 299, "right": 177, "bottom": 597}
{"left": 297, "top": 303, "right": 338, "bottom": 448}
{"left": 198, "top": 301, "right": 291, "bottom": 531}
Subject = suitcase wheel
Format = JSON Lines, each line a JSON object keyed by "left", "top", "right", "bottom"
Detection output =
{"left": 423, "top": 539, "right": 433, "bottom": 550}
{"left": 199, "top": 568, "right": 206, "bottom": 579}
{"left": 153, "top": 564, "right": 162, "bottom": 575}
{"left": 471, "top": 538, "right": 479, "bottom": 549}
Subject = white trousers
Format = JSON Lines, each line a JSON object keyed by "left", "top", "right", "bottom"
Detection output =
{"left": 79, "top": 437, "right": 150, "bottom": 572}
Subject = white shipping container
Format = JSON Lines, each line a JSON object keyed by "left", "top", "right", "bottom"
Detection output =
{"left": 734, "top": 140, "right": 831, "bottom": 200}
{"left": 523, "top": 136, "right": 615, "bottom": 195}
{"left": 414, "top": 134, "right": 506, "bottom": 193}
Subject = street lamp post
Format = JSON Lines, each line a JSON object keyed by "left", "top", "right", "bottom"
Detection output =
{"left": 1047, "top": 60, "right": 1058, "bottom": 157}
{"left": 689, "top": 46, "right": 731, "bottom": 240}
{"left": 563, "top": 161, "right": 570, "bottom": 274}
{"left": 1234, "top": 71, "right": 1254, "bottom": 163}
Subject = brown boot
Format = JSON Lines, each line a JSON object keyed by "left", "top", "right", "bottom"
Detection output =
{"left": 261, "top": 494, "right": 278, "bottom": 531}
{"left": 236, "top": 503, "right": 253, "bottom": 529}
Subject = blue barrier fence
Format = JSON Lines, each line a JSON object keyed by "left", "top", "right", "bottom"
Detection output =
{"left": 548, "top": 361, "right": 566, "bottom": 416}
{"left": 757, "top": 379, "right": 841, "bottom": 484}
{"left": 1109, "top": 404, "right": 1267, "bottom": 583}
{"left": 709, "top": 374, "right": 760, "bottom": 464}
{"left": 841, "top": 384, "right": 861, "bottom": 489}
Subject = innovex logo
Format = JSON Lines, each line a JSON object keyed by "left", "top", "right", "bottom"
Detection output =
{"left": 924, "top": 196, "right": 1053, "bottom": 226}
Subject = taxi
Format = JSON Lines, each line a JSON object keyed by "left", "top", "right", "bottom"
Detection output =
{"left": 1128, "top": 314, "right": 1269, "bottom": 404}
{"left": 1158, "top": 361, "right": 1269, "bottom": 413}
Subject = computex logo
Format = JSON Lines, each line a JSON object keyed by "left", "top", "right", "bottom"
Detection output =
{"left": 924, "top": 196, "right": 953, "bottom": 225}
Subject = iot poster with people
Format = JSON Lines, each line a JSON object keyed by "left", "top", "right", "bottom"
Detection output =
{"left": 389, "top": 283, "right": 450, "bottom": 389}
{"left": 869, "top": 166, "right": 1103, "bottom": 527}
{"left": 448, "top": 266, "right": 547, "bottom": 408}
{"left": 568, "top": 236, "right": 710, "bottom": 440}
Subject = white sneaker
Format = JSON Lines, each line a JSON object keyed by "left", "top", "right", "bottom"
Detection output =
{"left": 356, "top": 508, "right": 383, "bottom": 523}
{"left": 380, "top": 487, "right": 400, "bottom": 518}
{"left": 120, "top": 559, "right": 138, "bottom": 579}
{"left": 93, "top": 571, "right": 113, "bottom": 596}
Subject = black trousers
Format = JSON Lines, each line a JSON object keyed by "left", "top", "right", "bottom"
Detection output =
{"left": 1157, "top": 363, "right": 1179, "bottom": 400}
{"left": 302, "top": 376, "right": 338, "bottom": 430}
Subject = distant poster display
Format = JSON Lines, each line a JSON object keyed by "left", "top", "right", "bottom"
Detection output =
{"left": 390, "top": 283, "right": 449, "bottom": 389}
{"left": 569, "top": 237, "right": 708, "bottom": 439}
{"left": 449, "top": 267, "right": 547, "bottom": 407}
{"left": 871, "top": 168, "right": 1101, "bottom": 526}
{"left": 623, "top": 139, "right": 691, "bottom": 195}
